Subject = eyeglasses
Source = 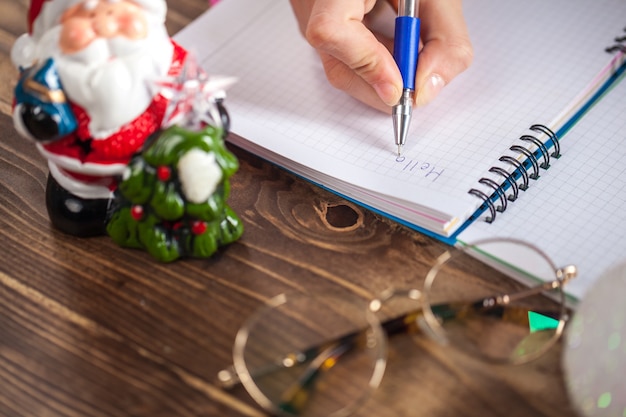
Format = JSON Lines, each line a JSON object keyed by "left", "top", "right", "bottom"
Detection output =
{"left": 216, "top": 239, "right": 577, "bottom": 417}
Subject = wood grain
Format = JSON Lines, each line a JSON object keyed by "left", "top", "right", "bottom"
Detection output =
{"left": 0, "top": 1, "right": 577, "bottom": 416}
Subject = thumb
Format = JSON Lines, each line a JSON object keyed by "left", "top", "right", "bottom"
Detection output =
{"left": 414, "top": 0, "right": 473, "bottom": 106}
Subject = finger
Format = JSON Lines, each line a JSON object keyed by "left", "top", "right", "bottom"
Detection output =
{"left": 318, "top": 51, "right": 393, "bottom": 113}
{"left": 289, "top": 0, "right": 314, "bottom": 36}
{"left": 305, "top": 0, "right": 402, "bottom": 106}
{"left": 414, "top": 0, "right": 473, "bottom": 106}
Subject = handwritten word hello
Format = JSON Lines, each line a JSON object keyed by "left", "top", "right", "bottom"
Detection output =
{"left": 395, "top": 156, "right": 445, "bottom": 182}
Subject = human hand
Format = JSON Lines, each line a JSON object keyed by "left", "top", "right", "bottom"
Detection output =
{"left": 289, "top": 0, "right": 473, "bottom": 112}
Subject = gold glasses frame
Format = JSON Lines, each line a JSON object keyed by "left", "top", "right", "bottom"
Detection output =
{"left": 217, "top": 238, "right": 578, "bottom": 417}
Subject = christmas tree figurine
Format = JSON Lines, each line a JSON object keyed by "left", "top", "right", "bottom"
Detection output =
{"left": 106, "top": 124, "right": 243, "bottom": 262}
{"left": 106, "top": 54, "right": 243, "bottom": 262}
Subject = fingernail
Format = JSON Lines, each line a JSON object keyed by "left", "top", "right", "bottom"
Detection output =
{"left": 417, "top": 74, "right": 446, "bottom": 106}
{"left": 373, "top": 82, "right": 400, "bottom": 107}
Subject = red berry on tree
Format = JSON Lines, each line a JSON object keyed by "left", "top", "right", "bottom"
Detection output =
{"left": 191, "top": 220, "right": 207, "bottom": 235}
{"left": 130, "top": 205, "right": 144, "bottom": 221}
{"left": 156, "top": 166, "right": 171, "bottom": 181}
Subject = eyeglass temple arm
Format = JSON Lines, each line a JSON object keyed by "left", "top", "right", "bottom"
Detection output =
{"left": 432, "top": 264, "right": 576, "bottom": 319}
{"left": 496, "top": 264, "right": 576, "bottom": 302}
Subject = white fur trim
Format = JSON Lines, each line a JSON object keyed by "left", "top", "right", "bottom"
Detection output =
{"left": 48, "top": 161, "right": 114, "bottom": 199}
{"left": 37, "top": 143, "right": 127, "bottom": 176}
{"left": 11, "top": 33, "right": 38, "bottom": 68}
{"left": 177, "top": 149, "right": 222, "bottom": 204}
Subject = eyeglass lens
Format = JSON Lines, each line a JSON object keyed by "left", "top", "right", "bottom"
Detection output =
{"left": 422, "top": 239, "right": 566, "bottom": 363}
{"left": 232, "top": 292, "right": 387, "bottom": 417}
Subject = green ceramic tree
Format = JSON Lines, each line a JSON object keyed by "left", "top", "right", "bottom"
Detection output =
{"left": 106, "top": 124, "right": 243, "bottom": 262}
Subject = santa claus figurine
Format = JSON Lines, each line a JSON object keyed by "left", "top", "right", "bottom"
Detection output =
{"left": 11, "top": 0, "right": 192, "bottom": 237}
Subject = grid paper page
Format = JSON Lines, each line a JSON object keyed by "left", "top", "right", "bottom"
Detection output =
{"left": 461, "top": 76, "right": 626, "bottom": 301}
{"left": 175, "top": 0, "right": 626, "bottom": 236}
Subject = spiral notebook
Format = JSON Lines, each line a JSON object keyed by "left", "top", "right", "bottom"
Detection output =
{"left": 175, "top": 0, "right": 626, "bottom": 300}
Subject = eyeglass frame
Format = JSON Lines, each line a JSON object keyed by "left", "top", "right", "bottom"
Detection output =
{"left": 217, "top": 238, "right": 578, "bottom": 416}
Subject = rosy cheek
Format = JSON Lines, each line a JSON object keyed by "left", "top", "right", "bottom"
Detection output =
{"left": 59, "top": 18, "right": 96, "bottom": 54}
{"left": 118, "top": 13, "right": 148, "bottom": 39}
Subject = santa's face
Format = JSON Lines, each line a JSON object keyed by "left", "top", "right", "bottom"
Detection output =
{"left": 59, "top": 0, "right": 148, "bottom": 54}
{"left": 44, "top": 0, "right": 174, "bottom": 138}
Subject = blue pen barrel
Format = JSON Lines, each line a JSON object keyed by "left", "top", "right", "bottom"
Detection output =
{"left": 393, "top": 16, "right": 420, "bottom": 90}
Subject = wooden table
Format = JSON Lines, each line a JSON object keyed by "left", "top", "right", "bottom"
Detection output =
{"left": 0, "top": 1, "right": 577, "bottom": 416}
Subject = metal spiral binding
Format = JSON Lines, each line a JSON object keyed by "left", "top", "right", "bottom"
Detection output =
{"left": 530, "top": 124, "right": 561, "bottom": 158}
{"left": 479, "top": 177, "right": 507, "bottom": 212}
{"left": 499, "top": 155, "right": 529, "bottom": 190}
{"left": 468, "top": 124, "right": 560, "bottom": 223}
{"left": 510, "top": 145, "right": 540, "bottom": 180}
{"left": 520, "top": 135, "right": 551, "bottom": 168}
{"left": 489, "top": 166, "right": 519, "bottom": 201}
{"left": 468, "top": 188, "right": 496, "bottom": 223}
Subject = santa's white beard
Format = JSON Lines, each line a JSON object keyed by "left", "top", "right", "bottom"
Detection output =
{"left": 54, "top": 23, "right": 174, "bottom": 139}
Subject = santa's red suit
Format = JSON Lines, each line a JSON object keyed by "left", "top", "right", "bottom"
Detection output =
{"left": 39, "top": 41, "right": 187, "bottom": 198}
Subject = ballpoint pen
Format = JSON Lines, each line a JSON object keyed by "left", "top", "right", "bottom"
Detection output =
{"left": 392, "top": 0, "right": 420, "bottom": 156}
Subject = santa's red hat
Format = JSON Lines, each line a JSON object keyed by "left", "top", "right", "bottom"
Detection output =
{"left": 28, "top": 0, "right": 80, "bottom": 39}
{"left": 12, "top": 0, "right": 167, "bottom": 68}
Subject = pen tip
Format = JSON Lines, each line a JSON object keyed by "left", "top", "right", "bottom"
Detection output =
{"left": 397, "top": 145, "right": 402, "bottom": 156}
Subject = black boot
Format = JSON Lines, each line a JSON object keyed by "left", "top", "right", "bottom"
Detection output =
{"left": 45, "top": 174, "right": 110, "bottom": 237}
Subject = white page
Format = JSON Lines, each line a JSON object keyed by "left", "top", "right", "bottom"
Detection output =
{"left": 174, "top": 0, "right": 626, "bottom": 237}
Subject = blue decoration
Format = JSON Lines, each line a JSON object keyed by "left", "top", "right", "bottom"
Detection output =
{"left": 14, "top": 57, "right": 77, "bottom": 140}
